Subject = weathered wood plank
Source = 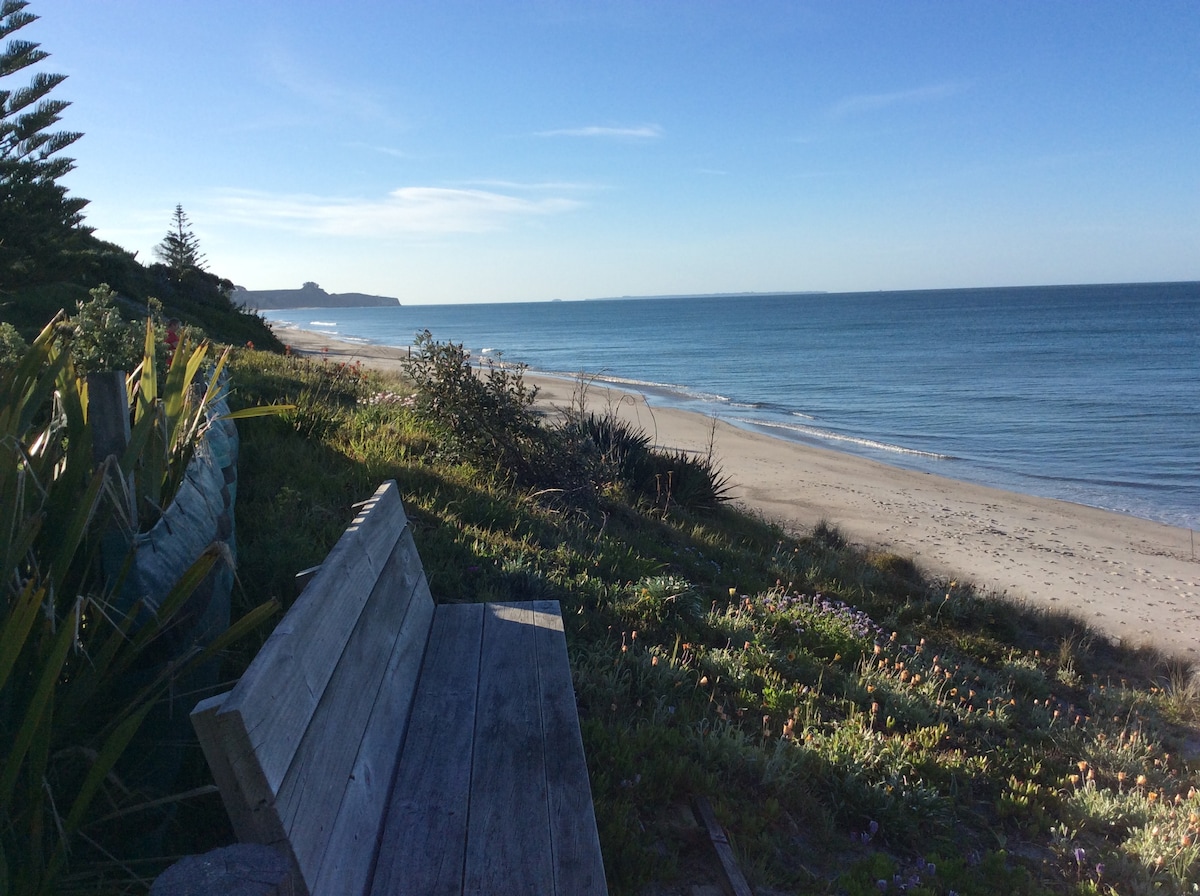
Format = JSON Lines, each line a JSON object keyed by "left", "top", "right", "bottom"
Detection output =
{"left": 370, "top": 603, "right": 484, "bottom": 896}
{"left": 694, "top": 796, "right": 754, "bottom": 896}
{"left": 307, "top": 534, "right": 436, "bottom": 895}
{"left": 529, "top": 600, "right": 608, "bottom": 895}
{"left": 270, "top": 527, "right": 432, "bottom": 892}
{"left": 192, "top": 694, "right": 263, "bottom": 846}
{"left": 216, "top": 482, "right": 407, "bottom": 816}
{"left": 463, "top": 603, "right": 555, "bottom": 895}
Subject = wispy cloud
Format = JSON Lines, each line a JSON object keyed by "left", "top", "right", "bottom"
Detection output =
{"left": 343, "top": 142, "right": 410, "bottom": 159}
{"left": 367, "top": 145, "right": 410, "bottom": 159}
{"left": 264, "top": 48, "right": 393, "bottom": 124}
{"left": 212, "top": 186, "right": 581, "bottom": 236}
{"left": 536, "top": 124, "right": 664, "bottom": 139}
{"left": 459, "top": 178, "right": 605, "bottom": 192}
{"left": 830, "top": 82, "right": 968, "bottom": 118}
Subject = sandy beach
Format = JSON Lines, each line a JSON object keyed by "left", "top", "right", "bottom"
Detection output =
{"left": 276, "top": 327, "right": 1200, "bottom": 661}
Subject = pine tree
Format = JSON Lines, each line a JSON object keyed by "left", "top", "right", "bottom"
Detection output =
{"left": 0, "top": 0, "right": 91, "bottom": 288}
{"left": 155, "top": 204, "right": 207, "bottom": 276}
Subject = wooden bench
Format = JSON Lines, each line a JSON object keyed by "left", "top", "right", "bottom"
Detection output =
{"left": 189, "top": 480, "right": 607, "bottom": 895}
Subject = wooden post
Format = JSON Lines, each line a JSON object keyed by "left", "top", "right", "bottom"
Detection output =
{"left": 87, "top": 371, "right": 137, "bottom": 530}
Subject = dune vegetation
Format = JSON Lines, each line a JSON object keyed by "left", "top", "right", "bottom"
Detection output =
{"left": 218, "top": 340, "right": 1199, "bottom": 896}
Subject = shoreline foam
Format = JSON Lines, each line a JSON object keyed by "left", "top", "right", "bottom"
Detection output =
{"left": 273, "top": 325, "right": 1200, "bottom": 660}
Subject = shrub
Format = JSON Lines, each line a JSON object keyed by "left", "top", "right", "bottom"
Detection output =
{"left": 637, "top": 446, "right": 733, "bottom": 513}
{"left": 403, "top": 331, "right": 598, "bottom": 502}
{"left": 567, "top": 409, "right": 732, "bottom": 513}
{"left": 571, "top": 411, "right": 653, "bottom": 486}
{"left": 0, "top": 322, "right": 25, "bottom": 367}
{"left": 58, "top": 283, "right": 146, "bottom": 374}
{"left": 404, "top": 330, "right": 541, "bottom": 473}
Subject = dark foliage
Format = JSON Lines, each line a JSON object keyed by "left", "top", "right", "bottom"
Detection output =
{"left": 0, "top": 1, "right": 92, "bottom": 291}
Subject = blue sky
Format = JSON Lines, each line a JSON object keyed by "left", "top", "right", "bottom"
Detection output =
{"left": 31, "top": 1, "right": 1200, "bottom": 303}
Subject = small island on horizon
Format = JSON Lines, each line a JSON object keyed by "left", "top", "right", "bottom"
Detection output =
{"left": 234, "top": 282, "right": 400, "bottom": 310}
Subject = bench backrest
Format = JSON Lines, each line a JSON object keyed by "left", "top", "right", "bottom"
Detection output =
{"left": 192, "top": 480, "right": 432, "bottom": 895}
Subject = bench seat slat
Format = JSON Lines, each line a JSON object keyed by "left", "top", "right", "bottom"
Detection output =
{"left": 216, "top": 483, "right": 409, "bottom": 813}
{"left": 293, "top": 528, "right": 435, "bottom": 894}
{"left": 370, "top": 603, "right": 484, "bottom": 896}
{"left": 463, "top": 603, "right": 556, "bottom": 894}
{"left": 530, "top": 599, "right": 608, "bottom": 895}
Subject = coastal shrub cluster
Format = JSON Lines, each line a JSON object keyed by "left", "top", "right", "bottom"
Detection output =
{"left": 402, "top": 329, "right": 584, "bottom": 494}
{"left": 403, "top": 331, "right": 732, "bottom": 513}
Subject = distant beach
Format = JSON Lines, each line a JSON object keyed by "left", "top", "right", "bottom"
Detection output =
{"left": 277, "top": 325, "right": 1200, "bottom": 661}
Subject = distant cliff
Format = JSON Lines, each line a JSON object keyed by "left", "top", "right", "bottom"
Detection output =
{"left": 233, "top": 282, "right": 400, "bottom": 309}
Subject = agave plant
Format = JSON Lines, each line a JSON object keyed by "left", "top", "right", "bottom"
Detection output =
{"left": 0, "top": 314, "right": 278, "bottom": 894}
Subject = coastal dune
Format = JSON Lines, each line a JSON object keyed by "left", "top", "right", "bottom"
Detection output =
{"left": 276, "top": 328, "right": 1200, "bottom": 660}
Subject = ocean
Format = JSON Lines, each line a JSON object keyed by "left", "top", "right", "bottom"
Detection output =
{"left": 263, "top": 282, "right": 1200, "bottom": 531}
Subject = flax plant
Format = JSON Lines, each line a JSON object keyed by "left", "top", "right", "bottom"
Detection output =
{"left": 0, "top": 315, "right": 277, "bottom": 894}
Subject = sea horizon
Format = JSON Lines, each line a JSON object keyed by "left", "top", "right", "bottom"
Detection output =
{"left": 264, "top": 281, "right": 1200, "bottom": 532}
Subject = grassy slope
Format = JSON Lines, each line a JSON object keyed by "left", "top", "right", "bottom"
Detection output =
{"left": 212, "top": 350, "right": 1199, "bottom": 896}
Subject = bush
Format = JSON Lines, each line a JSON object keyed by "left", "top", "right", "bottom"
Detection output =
{"left": 568, "top": 410, "right": 732, "bottom": 513}
{"left": 402, "top": 334, "right": 737, "bottom": 516}
{"left": 403, "top": 330, "right": 595, "bottom": 500}
{"left": 58, "top": 283, "right": 146, "bottom": 374}
{"left": 0, "top": 322, "right": 25, "bottom": 367}
{"left": 404, "top": 331, "right": 537, "bottom": 462}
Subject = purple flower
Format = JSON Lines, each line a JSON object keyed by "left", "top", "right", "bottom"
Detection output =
{"left": 1073, "top": 846, "right": 1086, "bottom": 865}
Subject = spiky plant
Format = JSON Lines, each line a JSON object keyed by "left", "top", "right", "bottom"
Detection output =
{"left": 0, "top": 315, "right": 276, "bottom": 893}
